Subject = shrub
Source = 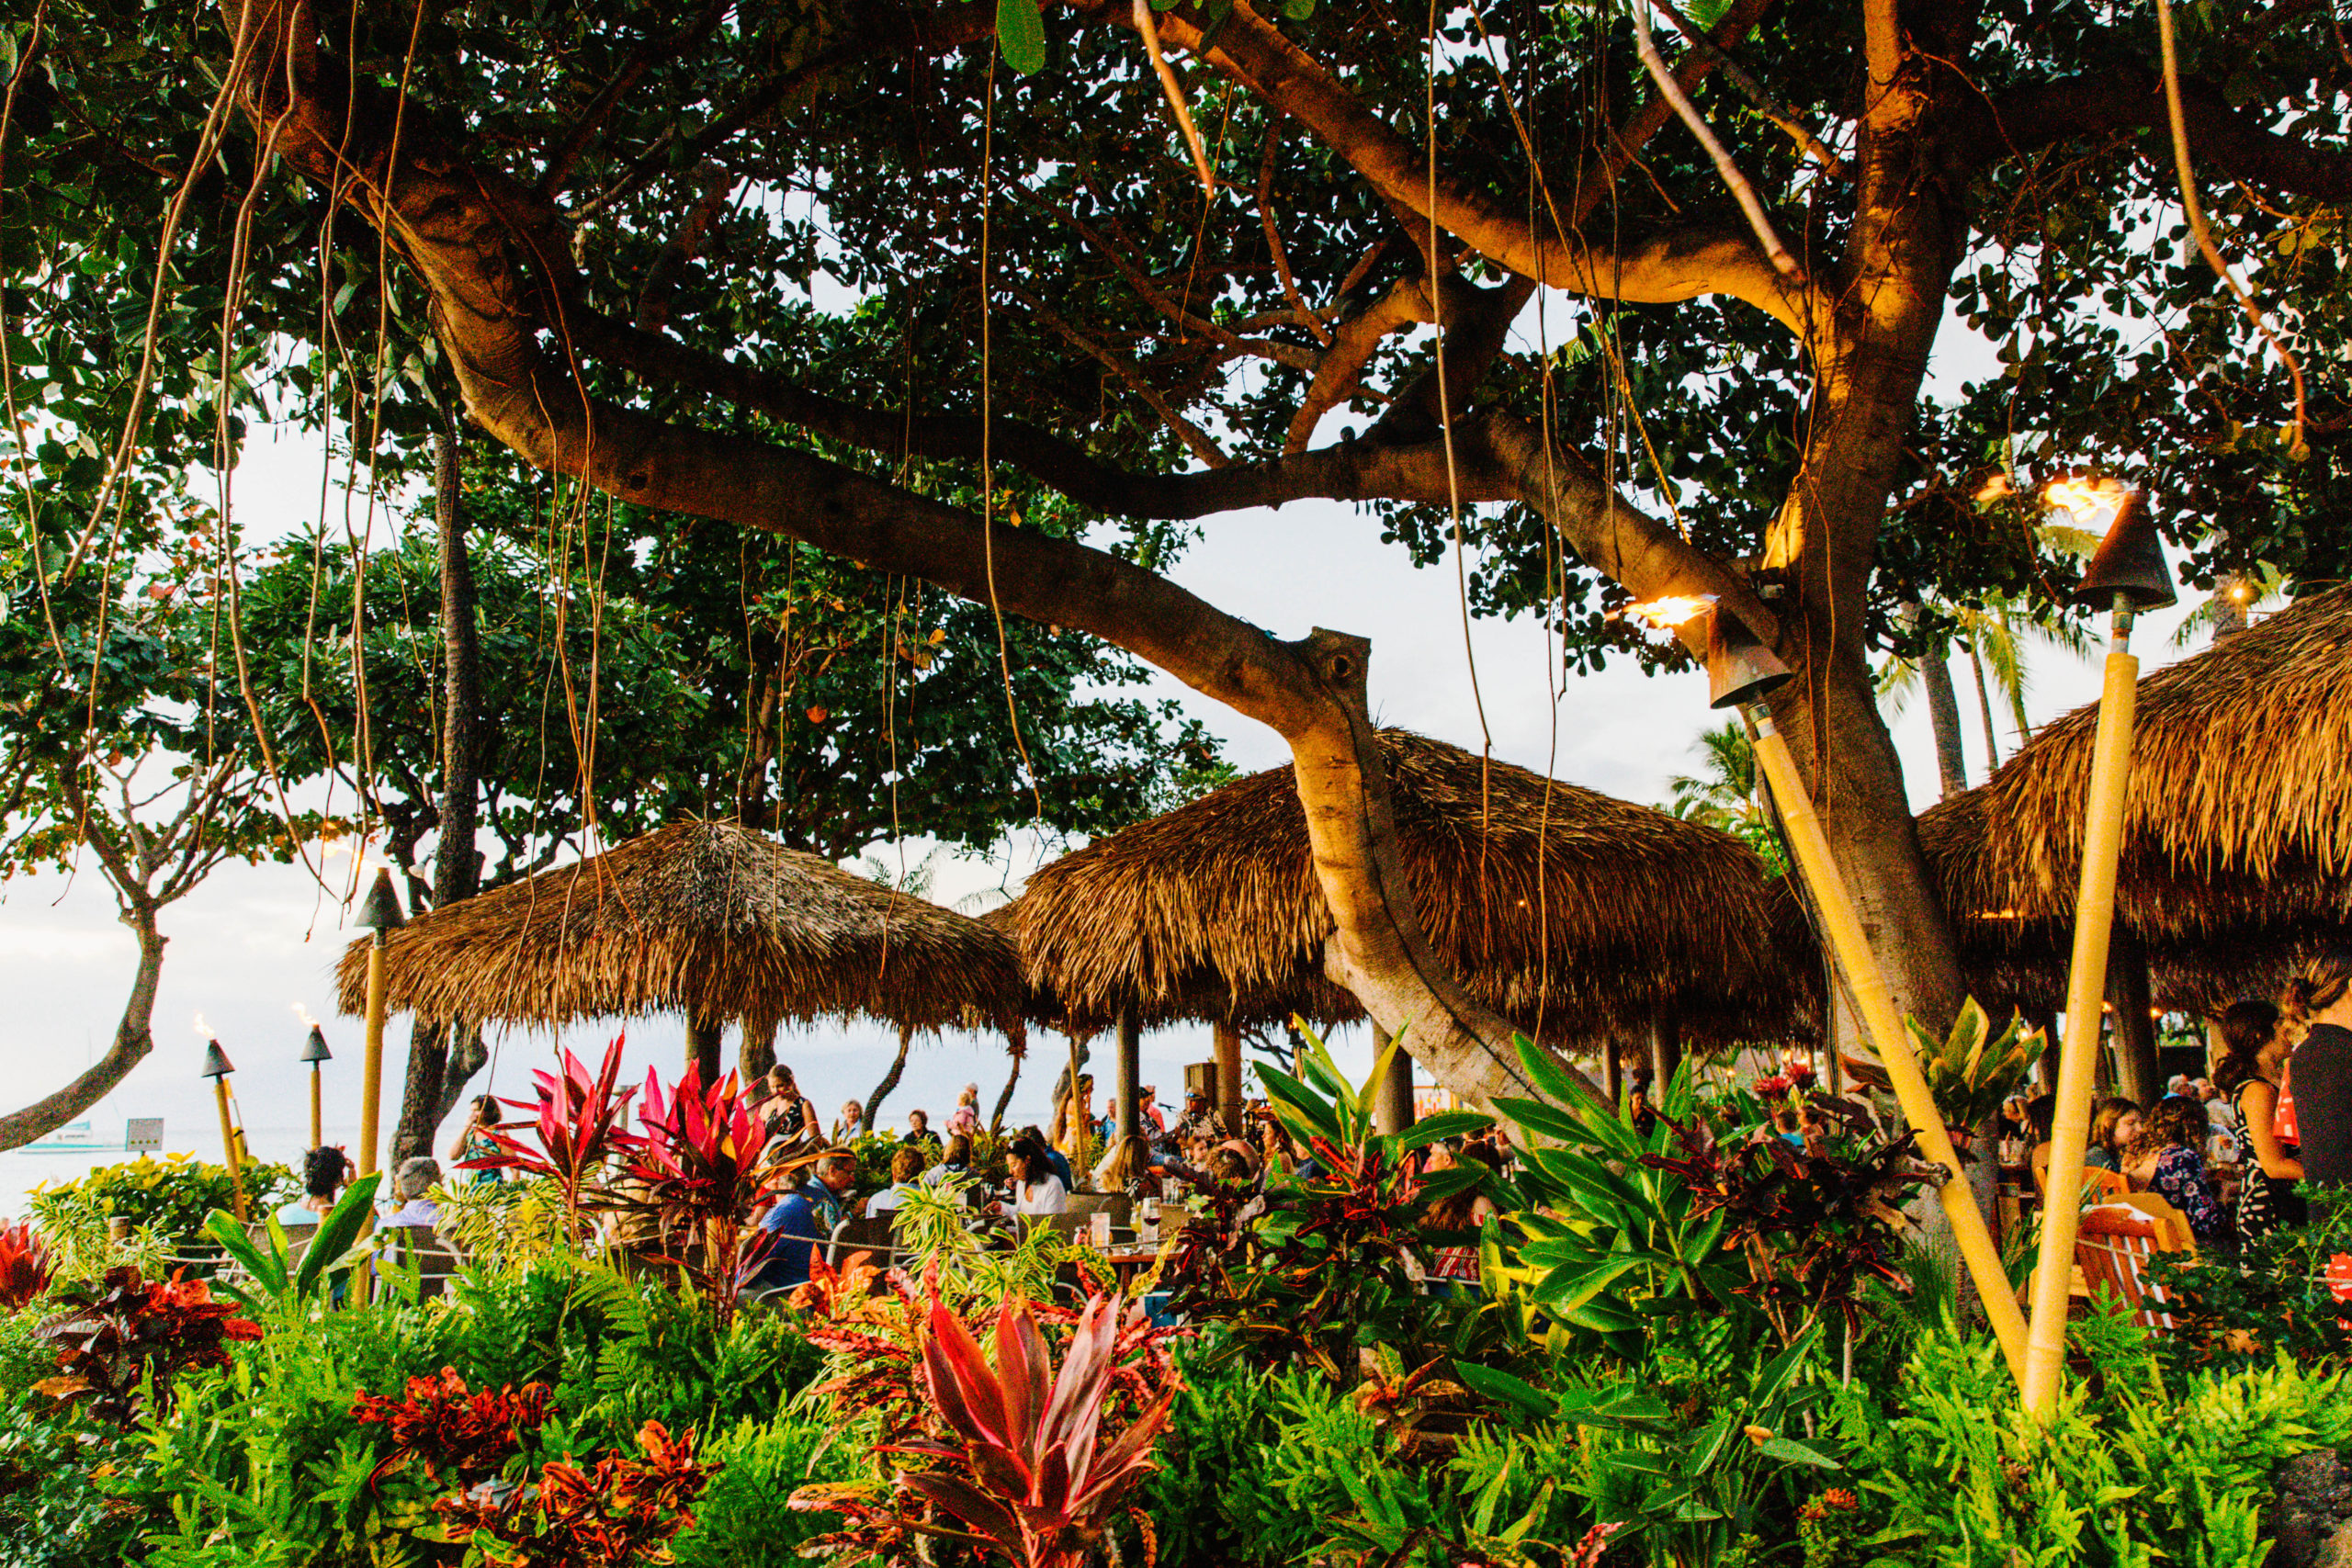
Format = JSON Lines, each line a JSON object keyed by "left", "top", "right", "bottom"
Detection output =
{"left": 33, "top": 1266, "right": 261, "bottom": 1425}
{"left": 0, "top": 1222, "right": 56, "bottom": 1312}
{"left": 670, "top": 1409, "right": 868, "bottom": 1568}
{"left": 28, "top": 1155, "right": 294, "bottom": 1252}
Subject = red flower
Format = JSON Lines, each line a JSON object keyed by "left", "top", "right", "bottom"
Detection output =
{"left": 2326, "top": 1253, "right": 2352, "bottom": 1305}
{"left": 0, "top": 1221, "right": 55, "bottom": 1313}
{"left": 1752, "top": 1074, "right": 1792, "bottom": 1098}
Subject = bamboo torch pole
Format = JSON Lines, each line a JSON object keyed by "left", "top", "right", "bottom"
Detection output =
{"left": 1747, "top": 710, "right": 2030, "bottom": 1383}
{"left": 354, "top": 870, "right": 406, "bottom": 1182}
{"left": 200, "top": 1039, "right": 247, "bottom": 1220}
{"left": 2023, "top": 481, "right": 2172, "bottom": 1421}
{"left": 1672, "top": 600, "right": 2028, "bottom": 1382}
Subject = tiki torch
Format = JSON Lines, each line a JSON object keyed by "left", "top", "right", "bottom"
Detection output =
{"left": 295, "top": 1004, "right": 333, "bottom": 1151}
{"left": 1628, "top": 594, "right": 2030, "bottom": 1382}
{"left": 2022, "top": 480, "right": 2174, "bottom": 1420}
{"left": 198, "top": 1023, "right": 248, "bottom": 1221}
{"left": 354, "top": 869, "right": 406, "bottom": 1181}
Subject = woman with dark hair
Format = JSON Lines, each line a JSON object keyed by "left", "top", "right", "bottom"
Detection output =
{"left": 998, "top": 1139, "right": 1069, "bottom": 1216}
{"left": 2279, "top": 949, "right": 2352, "bottom": 1188}
{"left": 447, "top": 1095, "right": 506, "bottom": 1185}
{"left": 2143, "top": 1096, "right": 2225, "bottom": 1243}
{"left": 2215, "top": 998, "right": 2302, "bottom": 1239}
{"left": 1424, "top": 1144, "right": 1500, "bottom": 1292}
{"left": 275, "top": 1146, "right": 354, "bottom": 1227}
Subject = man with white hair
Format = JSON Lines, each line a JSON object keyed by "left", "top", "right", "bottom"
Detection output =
{"left": 381, "top": 1156, "right": 442, "bottom": 1228}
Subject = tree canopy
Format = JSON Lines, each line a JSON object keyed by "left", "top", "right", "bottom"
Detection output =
{"left": 3, "top": 0, "right": 2346, "bottom": 1108}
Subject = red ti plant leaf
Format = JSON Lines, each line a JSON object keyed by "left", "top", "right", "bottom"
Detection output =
{"left": 626, "top": 1063, "right": 802, "bottom": 1327}
{"left": 461, "top": 1034, "right": 639, "bottom": 1236}
{"left": 351, "top": 1367, "right": 552, "bottom": 1490}
{"left": 35, "top": 1267, "right": 261, "bottom": 1426}
{"left": 895, "top": 1291, "right": 1177, "bottom": 1568}
{"left": 0, "top": 1220, "right": 55, "bottom": 1314}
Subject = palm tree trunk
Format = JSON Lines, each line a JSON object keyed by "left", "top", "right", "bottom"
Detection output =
{"left": 1967, "top": 642, "right": 2003, "bottom": 768}
{"left": 865, "top": 1027, "right": 914, "bottom": 1130}
{"left": 1922, "top": 649, "right": 1968, "bottom": 799}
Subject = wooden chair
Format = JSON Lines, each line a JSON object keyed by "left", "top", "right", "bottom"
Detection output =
{"left": 2075, "top": 1203, "right": 2195, "bottom": 1333}
{"left": 826, "top": 1215, "right": 901, "bottom": 1269}
{"left": 378, "top": 1225, "right": 462, "bottom": 1300}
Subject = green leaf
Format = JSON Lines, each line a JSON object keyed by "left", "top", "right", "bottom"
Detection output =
{"left": 1757, "top": 1435, "right": 1840, "bottom": 1470}
{"left": 995, "top": 0, "right": 1046, "bottom": 73}
{"left": 1455, "top": 1360, "right": 1556, "bottom": 1419}
{"left": 203, "top": 1207, "right": 279, "bottom": 1292}
{"left": 1257, "top": 1064, "right": 1343, "bottom": 1146}
{"left": 1511, "top": 1033, "right": 1595, "bottom": 1111}
{"left": 294, "top": 1173, "right": 380, "bottom": 1298}
{"left": 1395, "top": 1110, "right": 1492, "bottom": 1151}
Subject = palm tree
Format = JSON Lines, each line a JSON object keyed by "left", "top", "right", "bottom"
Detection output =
{"left": 1666, "top": 722, "right": 1784, "bottom": 874}
{"left": 2170, "top": 564, "right": 2289, "bottom": 648}
{"left": 1879, "top": 594, "right": 2097, "bottom": 782}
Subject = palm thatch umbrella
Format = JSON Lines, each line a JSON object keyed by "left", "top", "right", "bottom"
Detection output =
{"left": 1011, "top": 729, "right": 1812, "bottom": 1052}
{"left": 1919, "top": 585, "right": 2352, "bottom": 1050}
{"left": 334, "top": 820, "right": 1026, "bottom": 1074}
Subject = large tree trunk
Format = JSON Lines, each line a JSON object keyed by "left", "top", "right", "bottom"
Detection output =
{"left": 0, "top": 900, "right": 164, "bottom": 1150}
{"left": 394, "top": 417, "right": 487, "bottom": 1165}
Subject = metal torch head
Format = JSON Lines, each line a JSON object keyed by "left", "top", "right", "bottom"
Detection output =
{"left": 1705, "top": 605, "right": 1793, "bottom": 710}
{"left": 355, "top": 868, "right": 407, "bottom": 932}
{"left": 300, "top": 1025, "right": 333, "bottom": 1065}
{"left": 200, "top": 1040, "right": 235, "bottom": 1079}
{"left": 2072, "top": 489, "right": 2177, "bottom": 612}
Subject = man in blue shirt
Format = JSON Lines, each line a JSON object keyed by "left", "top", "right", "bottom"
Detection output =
{"left": 750, "top": 1149, "right": 859, "bottom": 1295}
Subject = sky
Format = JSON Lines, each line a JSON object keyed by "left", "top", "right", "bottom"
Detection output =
{"left": 0, "top": 309, "right": 2219, "bottom": 1215}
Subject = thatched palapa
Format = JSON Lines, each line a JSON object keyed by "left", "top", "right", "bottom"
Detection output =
{"left": 1012, "top": 729, "right": 1812, "bottom": 1046}
{"left": 1921, "top": 584, "right": 2352, "bottom": 1015}
{"left": 334, "top": 819, "right": 1025, "bottom": 1042}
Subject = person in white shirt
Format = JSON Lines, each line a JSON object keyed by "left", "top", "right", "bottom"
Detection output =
{"left": 1000, "top": 1138, "right": 1068, "bottom": 1216}
{"left": 379, "top": 1156, "right": 443, "bottom": 1230}
{"left": 865, "top": 1145, "right": 930, "bottom": 1217}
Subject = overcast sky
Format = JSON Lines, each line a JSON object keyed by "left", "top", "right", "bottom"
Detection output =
{"left": 0, "top": 306, "right": 2217, "bottom": 1212}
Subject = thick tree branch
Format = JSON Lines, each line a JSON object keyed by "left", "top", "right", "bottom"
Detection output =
{"left": 1973, "top": 68, "right": 2352, "bottom": 198}
{"left": 1069, "top": 0, "right": 1826, "bottom": 336}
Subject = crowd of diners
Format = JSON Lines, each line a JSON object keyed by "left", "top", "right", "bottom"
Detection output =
{"left": 1996, "top": 947, "right": 2352, "bottom": 1249}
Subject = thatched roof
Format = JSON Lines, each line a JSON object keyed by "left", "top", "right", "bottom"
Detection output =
{"left": 1011, "top": 729, "right": 1812, "bottom": 1047}
{"left": 1920, "top": 586, "right": 2352, "bottom": 1015}
{"left": 334, "top": 820, "right": 1025, "bottom": 1039}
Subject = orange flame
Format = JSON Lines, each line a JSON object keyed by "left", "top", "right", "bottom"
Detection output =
{"left": 2043, "top": 477, "right": 2129, "bottom": 528}
{"left": 290, "top": 1001, "right": 320, "bottom": 1029}
{"left": 1623, "top": 594, "right": 1715, "bottom": 630}
{"left": 192, "top": 1010, "right": 213, "bottom": 1039}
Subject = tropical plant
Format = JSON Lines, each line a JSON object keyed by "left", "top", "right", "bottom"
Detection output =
{"left": 352, "top": 1367, "right": 554, "bottom": 1490}
{"left": 1162, "top": 1027, "right": 1485, "bottom": 1377}
{"left": 1904, "top": 998, "right": 2046, "bottom": 1134}
{"left": 463, "top": 1038, "right": 639, "bottom": 1239}
{"left": 0, "top": 1223, "right": 55, "bottom": 1313}
{"left": 32, "top": 1266, "right": 261, "bottom": 1425}
{"left": 434, "top": 1174, "right": 575, "bottom": 1276}
{"left": 434, "top": 1418, "right": 718, "bottom": 1568}
{"left": 893, "top": 1292, "right": 1175, "bottom": 1568}
{"left": 1665, "top": 722, "right": 1782, "bottom": 873}
{"left": 626, "top": 1064, "right": 800, "bottom": 1327}
{"left": 200, "top": 1173, "right": 380, "bottom": 1313}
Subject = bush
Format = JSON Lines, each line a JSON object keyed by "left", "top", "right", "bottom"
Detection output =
{"left": 28, "top": 1156, "right": 294, "bottom": 1251}
{"left": 671, "top": 1407, "right": 873, "bottom": 1567}
{"left": 1138, "top": 1343, "right": 1285, "bottom": 1568}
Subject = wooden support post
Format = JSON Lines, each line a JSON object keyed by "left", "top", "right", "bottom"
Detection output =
{"left": 1601, "top": 1044, "right": 1623, "bottom": 1106}
{"left": 1116, "top": 1008, "right": 1142, "bottom": 1147}
{"left": 1372, "top": 1022, "right": 1415, "bottom": 1135}
{"left": 1214, "top": 1020, "right": 1245, "bottom": 1134}
{"left": 686, "top": 1013, "right": 724, "bottom": 1084}
{"left": 2107, "top": 928, "right": 2160, "bottom": 1107}
{"left": 739, "top": 1014, "right": 778, "bottom": 1081}
{"left": 360, "top": 933, "right": 390, "bottom": 1180}
{"left": 1649, "top": 1009, "right": 1683, "bottom": 1089}
{"left": 308, "top": 1065, "right": 323, "bottom": 1152}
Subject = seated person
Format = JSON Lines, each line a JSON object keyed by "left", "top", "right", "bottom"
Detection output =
{"left": 277, "top": 1146, "right": 353, "bottom": 1228}
{"left": 865, "top": 1145, "right": 932, "bottom": 1217}
{"left": 995, "top": 1139, "right": 1069, "bottom": 1216}
{"left": 748, "top": 1148, "right": 858, "bottom": 1295}
{"left": 1016, "top": 1125, "right": 1075, "bottom": 1191}
{"left": 1092, "top": 1134, "right": 1154, "bottom": 1201}
{"left": 2144, "top": 1095, "right": 2226, "bottom": 1243}
{"left": 900, "top": 1109, "right": 941, "bottom": 1153}
{"left": 379, "top": 1156, "right": 443, "bottom": 1229}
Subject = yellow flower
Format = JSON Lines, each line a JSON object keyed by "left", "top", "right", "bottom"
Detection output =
{"left": 1744, "top": 1425, "right": 1776, "bottom": 1446}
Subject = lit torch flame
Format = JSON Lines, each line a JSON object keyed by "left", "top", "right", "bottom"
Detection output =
{"left": 2043, "top": 477, "right": 2129, "bottom": 530}
{"left": 192, "top": 1010, "right": 213, "bottom": 1040}
{"left": 290, "top": 1001, "right": 319, "bottom": 1029}
{"left": 1623, "top": 593, "right": 1716, "bottom": 631}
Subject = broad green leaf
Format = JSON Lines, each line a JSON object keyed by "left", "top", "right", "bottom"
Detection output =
{"left": 1454, "top": 1361, "right": 1556, "bottom": 1418}
{"left": 995, "top": 0, "right": 1046, "bottom": 74}
{"left": 295, "top": 1173, "right": 380, "bottom": 1298}
{"left": 1758, "top": 1435, "right": 1840, "bottom": 1469}
{"left": 1395, "top": 1110, "right": 1491, "bottom": 1151}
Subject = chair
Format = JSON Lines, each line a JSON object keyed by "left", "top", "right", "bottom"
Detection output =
{"left": 826, "top": 1215, "right": 900, "bottom": 1269}
{"left": 2075, "top": 1203, "right": 2194, "bottom": 1333}
{"left": 378, "top": 1225, "right": 462, "bottom": 1300}
{"left": 1064, "top": 1193, "right": 1132, "bottom": 1228}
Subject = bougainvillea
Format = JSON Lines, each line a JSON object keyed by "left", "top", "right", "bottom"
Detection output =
{"left": 352, "top": 1368, "right": 553, "bottom": 1489}
{"left": 34, "top": 1267, "right": 261, "bottom": 1424}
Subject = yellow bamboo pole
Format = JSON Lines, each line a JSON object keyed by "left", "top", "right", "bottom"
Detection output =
{"left": 359, "top": 931, "right": 390, "bottom": 1180}
{"left": 1749, "top": 712, "right": 2030, "bottom": 1384}
{"left": 309, "top": 1064, "right": 323, "bottom": 1152}
{"left": 2022, "top": 630, "right": 2141, "bottom": 1418}
{"left": 211, "top": 1075, "right": 247, "bottom": 1221}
